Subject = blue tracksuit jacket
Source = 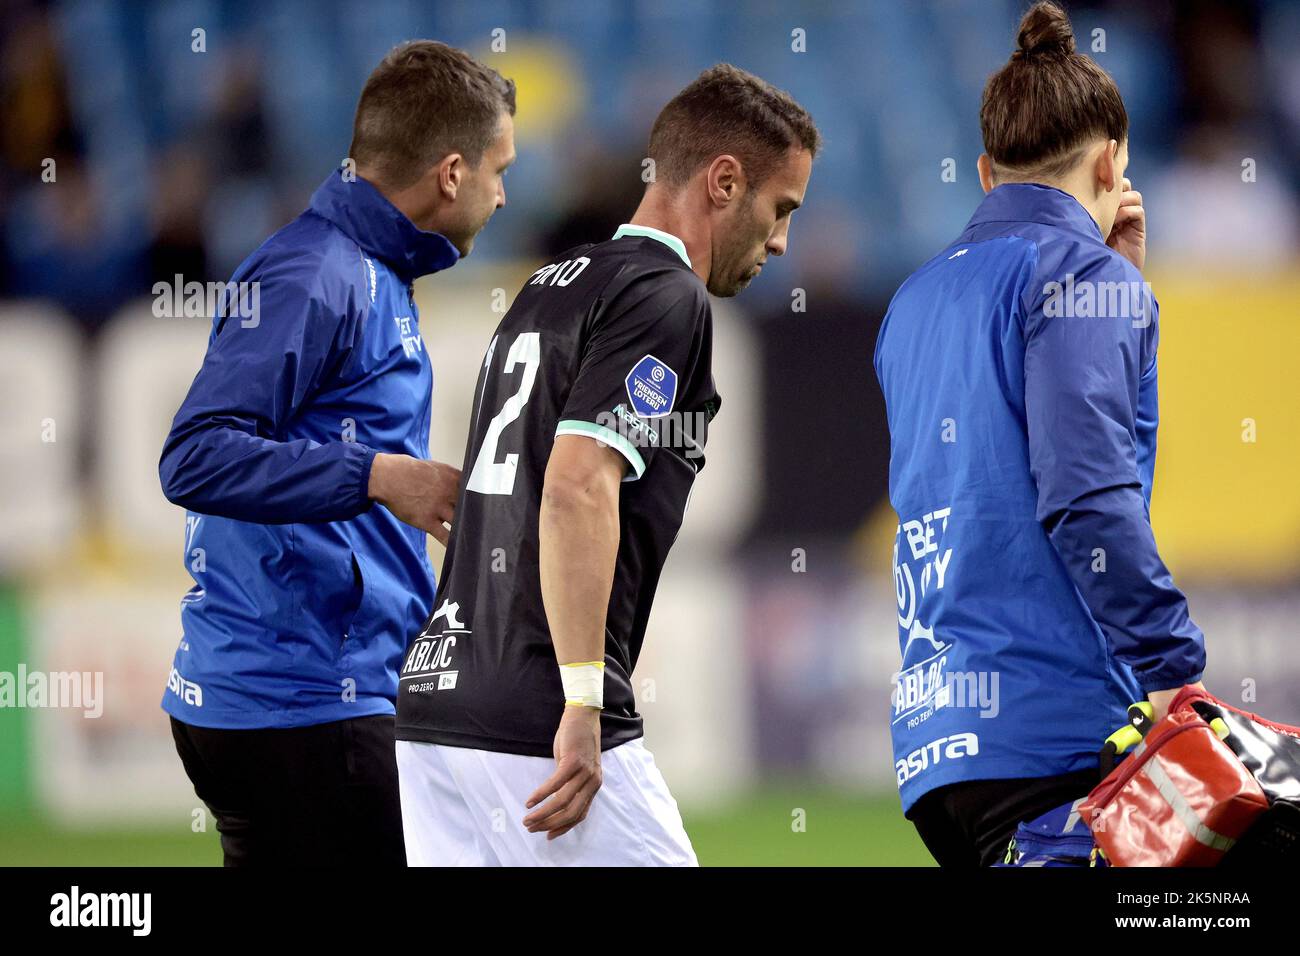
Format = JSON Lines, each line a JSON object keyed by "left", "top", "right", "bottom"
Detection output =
{"left": 874, "top": 183, "right": 1205, "bottom": 812}
{"left": 159, "top": 168, "right": 459, "bottom": 729}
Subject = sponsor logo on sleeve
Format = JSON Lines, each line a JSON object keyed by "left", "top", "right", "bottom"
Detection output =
{"left": 625, "top": 354, "right": 677, "bottom": 419}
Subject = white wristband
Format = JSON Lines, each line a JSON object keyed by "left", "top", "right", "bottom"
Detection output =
{"left": 559, "top": 661, "right": 605, "bottom": 709}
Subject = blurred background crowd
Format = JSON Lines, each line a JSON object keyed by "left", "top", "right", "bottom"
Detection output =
{"left": 1, "top": 0, "right": 1298, "bottom": 865}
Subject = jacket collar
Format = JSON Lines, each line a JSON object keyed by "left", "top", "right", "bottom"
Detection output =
{"left": 309, "top": 168, "right": 461, "bottom": 282}
{"left": 964, "top": 182, "right": 1103, "bottom": 242}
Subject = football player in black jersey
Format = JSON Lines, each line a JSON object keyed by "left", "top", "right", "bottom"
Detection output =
{"left": 396, "top": 64, "right": 818, "bottom": 865}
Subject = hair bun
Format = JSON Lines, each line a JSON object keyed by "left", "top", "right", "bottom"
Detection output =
{"left": 1015, "top": 1, "right": 1076, "bottom": 57}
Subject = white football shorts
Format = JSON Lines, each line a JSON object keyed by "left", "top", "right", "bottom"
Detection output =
{"left": 396, "top": 737, "right": 698, "bottom": 867}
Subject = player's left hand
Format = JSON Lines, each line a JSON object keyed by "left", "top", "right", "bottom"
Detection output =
{"left": 1106, "top": 177, "right": 1145, "bottom": 272}
{"left": 523, "top": 705, "right": 602, "bottom": 840}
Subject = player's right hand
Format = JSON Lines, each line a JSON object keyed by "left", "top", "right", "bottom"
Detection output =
{"left": 522, "top": 705, "right": 602, "bottom": 840}
{"left": 367, "top": 453, "right": 460, "bottom": 544}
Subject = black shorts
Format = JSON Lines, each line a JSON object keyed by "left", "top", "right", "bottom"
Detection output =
{"left": 906, "top": 767, "right": 1101, "bottom": 867}
{"left": 170, "top": 714, "right": 405, "bottom": 867}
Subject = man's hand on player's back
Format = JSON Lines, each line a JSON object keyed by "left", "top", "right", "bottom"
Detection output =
{"left": 523, "top": 705, "right": 603, "bottom": 840}
{"left": 368, "top": 453, "right": 460, "bottom": 544}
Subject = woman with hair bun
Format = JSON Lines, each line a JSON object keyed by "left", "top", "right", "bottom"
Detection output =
{"left": 874, "top": 2, "right": 1207, "bottom": 867}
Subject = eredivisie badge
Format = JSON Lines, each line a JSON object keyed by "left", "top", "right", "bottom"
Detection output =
{"left": 625, "top": 354, "right": 677, "bottom": 419}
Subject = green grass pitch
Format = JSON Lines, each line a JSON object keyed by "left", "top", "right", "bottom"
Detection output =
{"left": 0, "top": 788, "right": 932, "bottom": 866}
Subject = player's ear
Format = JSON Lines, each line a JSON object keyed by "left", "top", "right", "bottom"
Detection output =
{"left": 437, "top": 153, "right": 464, "bottom": 201}
{"left": 977, "top": 154, "right": 995, "bottom": 194}
{"left": 1094, "top": 139, "right": 1119, "bottom": 194}
{"left": 706, "top": 154, "right": 742, "bottom": 208}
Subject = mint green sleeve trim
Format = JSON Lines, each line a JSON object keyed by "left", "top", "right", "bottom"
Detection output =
{"left": 555, "top": 419, "right": 647, "bottom": 480}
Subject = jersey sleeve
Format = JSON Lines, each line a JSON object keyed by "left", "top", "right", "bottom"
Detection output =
{"left": 1022, "top": 254, "right": 1205, "bottom": 692}
{"left": 556, "top": 268, "right": 710, "bottom": 480}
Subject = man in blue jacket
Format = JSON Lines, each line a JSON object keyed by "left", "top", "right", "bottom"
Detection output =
{"left": 874, "top": 5, "right": 1205, "bottom": 866}
{"left": 159, "top": 41, "right": 516, "bottom": 866}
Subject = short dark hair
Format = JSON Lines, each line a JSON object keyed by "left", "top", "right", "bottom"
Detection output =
{"left": 647, "top": 64, "right": 820, "bottom": 189}
{"left": 349, "top": 40, "right": 516, "bottom": 189}
{"left": 980, "top": 2, "right": 1128, "bottom": 180}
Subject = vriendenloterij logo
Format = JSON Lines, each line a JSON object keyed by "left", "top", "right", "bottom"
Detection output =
{"left": 625, "top": 354, "right": 677, "bottom": 419}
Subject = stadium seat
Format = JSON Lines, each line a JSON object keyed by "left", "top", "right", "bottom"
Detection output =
{"left": 94, "top": 301, "right": 211, "bottom": 558}
{"left": 0, "top": 303, "right": 83, "bottom": 573}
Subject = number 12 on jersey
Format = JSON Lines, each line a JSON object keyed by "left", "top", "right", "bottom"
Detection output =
{"left": 465, "top": 332, "right": 541, "bottom": 497}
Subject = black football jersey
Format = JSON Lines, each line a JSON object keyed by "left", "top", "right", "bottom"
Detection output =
{"left": 395, "top": 229, "right": 720, "bottom": 756}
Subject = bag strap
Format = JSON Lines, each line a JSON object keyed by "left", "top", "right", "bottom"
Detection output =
{"left": 1184, "top": 688, "right": 1300, "bottom": 741}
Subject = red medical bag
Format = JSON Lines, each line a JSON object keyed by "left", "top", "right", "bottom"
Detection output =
{"left": 1080, "top": 686, "right": 1300, "bottom": 867}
